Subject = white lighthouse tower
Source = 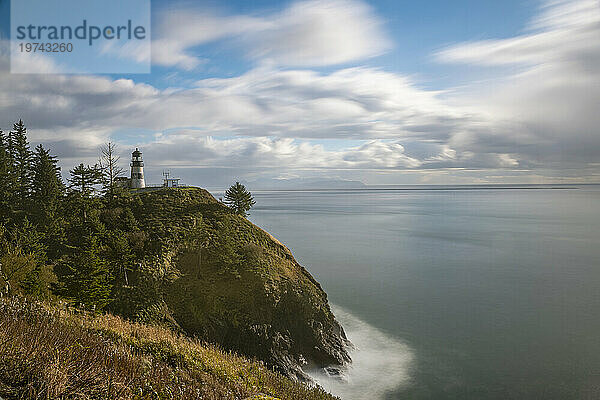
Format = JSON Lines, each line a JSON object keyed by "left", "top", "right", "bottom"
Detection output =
{"left": 130, "top": 148, "right": 145, "bottom": 189}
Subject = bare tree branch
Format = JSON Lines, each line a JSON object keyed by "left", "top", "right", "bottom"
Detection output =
{"left": 99, "top": 142, "right": 124, "bottom": 197}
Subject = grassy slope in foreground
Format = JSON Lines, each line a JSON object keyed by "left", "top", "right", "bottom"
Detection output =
{"left": 0, "top": 296, "right": 338, "bottom": 400}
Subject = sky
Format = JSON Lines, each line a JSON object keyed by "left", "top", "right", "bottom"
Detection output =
{"left": 0, "top": 0, "right": 599, "bottom": 187}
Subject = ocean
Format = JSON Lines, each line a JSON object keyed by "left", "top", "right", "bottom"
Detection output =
{"left": 221, "top": 185, "right": 600, "bottom": 399}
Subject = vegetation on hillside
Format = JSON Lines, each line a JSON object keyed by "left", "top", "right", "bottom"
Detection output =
{"left": 113, "top": 185, "right": 351, "bottom": 378}
{"left": 0, "top": 119, "right": 350, "bottom": 392}
{"left": 0, "top": 295, "right": 338, "bottom": 400}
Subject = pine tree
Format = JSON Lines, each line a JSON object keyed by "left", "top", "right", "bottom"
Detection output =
{"left": 68, "top": 163, "right": 103, "bottom": 197}
{"left": 55, "top": 234, "right": 113, "bottom": 310}
{"left": 224, "top": 182, "right": 256, "bottom": 217}
{"left": 0, "top": 130, "right": 16, "bottom": 223}
{"left": 8, "top": 120, "right": 33, "bottom": 206}
{"left": 31, "top": 144, "right": 64, "bottom": 222}
{"left": 0, "top": 219, "right": 52, "bottom": 297}
{"left": 68, "top": 163, "right": 103, "bottom": 222}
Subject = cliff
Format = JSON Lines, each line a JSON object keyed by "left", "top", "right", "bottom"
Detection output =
{"left": 125, "top": 187, "right": 351, "bottom": 379}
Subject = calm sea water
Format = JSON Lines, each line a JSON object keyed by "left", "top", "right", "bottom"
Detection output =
{"left": 222, "top": 185, "right": 600, "bottom": 399}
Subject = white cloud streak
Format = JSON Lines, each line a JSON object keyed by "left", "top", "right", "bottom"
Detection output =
{"left": 141, "top": 134, "right": 421, "bottom": 171}
{"left": 152, "top": 0, "right": 390, "bottom": 69}
{"left": 437, "top": 0, "right": 600, "bottom": 170}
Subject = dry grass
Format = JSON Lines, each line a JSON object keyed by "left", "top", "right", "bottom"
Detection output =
{"left": 0, "top": 296, "right": 338, "bottom": 400}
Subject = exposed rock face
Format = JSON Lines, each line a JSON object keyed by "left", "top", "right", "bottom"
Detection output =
{"left": 132, "top": 188, "right": 351, "bottom": 379}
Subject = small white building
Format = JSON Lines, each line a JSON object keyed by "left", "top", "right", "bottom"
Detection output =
{"left": 164, "top": 177, "right": 181, "bottom": 188}
{"left": 162, "top": 170, "right": 182, "bottom": 188}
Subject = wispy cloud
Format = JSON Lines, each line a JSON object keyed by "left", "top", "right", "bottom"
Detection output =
{"left": 152, "top": 0, "right": 391, "bottom": 70}
{"left": 140, "top": 134, "right": 421, "bottom": 170}
{"left": 437, "top": 0, "right": 600, "bottom": 169}
{"left": 437, "top": 0, "right": 600, "bottom": 67}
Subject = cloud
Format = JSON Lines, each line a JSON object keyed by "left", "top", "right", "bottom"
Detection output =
{"left": 342, "top": 141, "right": 421, "bottom": 168}
{"left": 100, "top": 40, "right": 151, "bottom": 65}
{"left": 2, "top": 0, "right": 600, "bottom": 184}
{"left": 436, "top": 0, "right": 600, "bottom": 169}
{"left": 152, "top": 0, "right": 390, "bottom": 69}
{"left": 3, "top": 41, "right": 64, "bottom": 74}
{"left": 437, "top": 0, "right": 600, "bottom": 68}
{"left": 0, "top": 58, "right": 461, "bottom": 144}
{"left": 140, "top": 134, "right": 421, "bottom": 171}
{"left": 0, "top": 51, "right": 575, "bottom": 180}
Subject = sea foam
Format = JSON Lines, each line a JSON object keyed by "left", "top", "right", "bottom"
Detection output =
{"left": 307, "top": 305, "right": 414, "bottom": 399}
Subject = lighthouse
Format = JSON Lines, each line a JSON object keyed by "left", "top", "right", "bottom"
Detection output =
{"left": 130, "top": 148, "right": 145, "bottom": 189}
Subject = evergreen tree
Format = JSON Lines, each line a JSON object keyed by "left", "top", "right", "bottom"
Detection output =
{"left": 8, "top": 120, "right": 33, "bottom": 206}
{"left": 0, "top": 220, "right": 53, "bottom": 297}
{"left": 55, "top": 234, "right": 113, "bottom": 310}
{"left": 31, "top": 144, "right": 64, "bottom": 222}
{"left": 68, "top": 163, "right": 103, "bottom": 196}
{"left": 224, "top": 182, "right": 256, "bottom": 217}
{"left": 0, "top": 234, "right": 37, "bottom": 297}
{"left": 68, "top": 163, "right": 103, "bottom": 222}
{"left": 0, "top": 130, "right": 16, "bottom": 223}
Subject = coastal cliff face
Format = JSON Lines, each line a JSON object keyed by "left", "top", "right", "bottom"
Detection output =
{"left": 129, "top": 187, "right": 350, "bottom": 379}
